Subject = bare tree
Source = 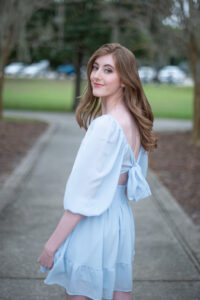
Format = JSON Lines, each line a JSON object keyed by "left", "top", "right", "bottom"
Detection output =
{"left": 103, "top": 1, "right": 200, "bottom": 144}
{"left": 0, "top": 0, "right": 52, "bottom": 120}
{"left": 150, "top": 0, "right": 200, "bottom": 144}
{"left": 101, "top": 0, "right": 152, "bottom": 46}
{"left": 174, "top": 0, "right": 200, "bottom": 144}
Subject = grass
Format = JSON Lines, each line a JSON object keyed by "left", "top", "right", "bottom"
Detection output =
{"left": 144, "top": 83, "right": 193, "bottom": 119}
{"left": 2, "top": 116, "right": 49, "bottom": 123}
{"left": 3, "top": 78, "right": 79, "bottom": 111}
{"left": 3, "top": 78, "right": 193, "bottom": 119}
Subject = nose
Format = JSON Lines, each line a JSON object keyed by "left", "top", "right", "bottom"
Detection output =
{"left": 93, "top": 67, "right": 102, "bottom": 80}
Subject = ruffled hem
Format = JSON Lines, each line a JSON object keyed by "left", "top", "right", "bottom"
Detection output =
{"left": 43, "top": 257, "right": 133, "bottom": 300}
{"left": 64, "top": 288, "right": 133, "bottom": 300}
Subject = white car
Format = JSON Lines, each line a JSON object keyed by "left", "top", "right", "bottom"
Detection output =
{"left": 138, "top": 66, "right": 156, "bottom": 83}
{"left": 21, "top": 60, "right": 50, "bottom": 77}
{"left": 5, "top": 62, "right": 25, "bottom": 75}
{"left": 158, "top": 66, "right": 186, "bottom": 84}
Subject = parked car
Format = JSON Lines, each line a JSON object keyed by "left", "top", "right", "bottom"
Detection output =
{"left": 5, "top": 62, "right": 25, "bottom": 75}
{"left": 158, "top": 66, "right": 186, "bottom": 84}
{"left": 21, "top": 60, "right": 50, "bottom": 78}
{"left": 40, "top": 70, "right": 60, "bottom": 80}
{"left": 56, "top": 64, "right": 76, "bottom": 75}
{"left": 138, "top": 66, "right": 156, "bottom": 83}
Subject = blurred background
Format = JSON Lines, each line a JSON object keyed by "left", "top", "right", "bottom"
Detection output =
{"left": 0, "top": 0, "right": 198, "bottom": 122}
{"left": 1, "top": 0, "right": 200, "bottom": 228}
{"left": 0, "top": 2, "right": 200, "bottom": 299}
{"left": 1, "top": 1, "right": 200, "bottom": 224}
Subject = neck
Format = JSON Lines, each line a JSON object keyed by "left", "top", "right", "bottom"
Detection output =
{"left": 101, "top": 95, "right": 129, "bottom": 116}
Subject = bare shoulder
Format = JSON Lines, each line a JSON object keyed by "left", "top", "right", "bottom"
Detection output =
{"left": 110, "top": 111, "right": 140, "bottom": 153}
{"left": 110, "top": 111, "right": 135, "bottom": 131}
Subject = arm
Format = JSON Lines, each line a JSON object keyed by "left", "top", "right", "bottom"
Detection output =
{"left": 37, "top": 210, "right": 84, "bottom": 269}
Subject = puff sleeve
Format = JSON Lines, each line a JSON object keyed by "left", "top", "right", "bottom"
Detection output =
{"left": 63, "top": 115, "right": 126, "bottom": 217}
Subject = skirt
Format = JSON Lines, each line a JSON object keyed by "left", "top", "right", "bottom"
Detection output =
{"left": 40, "top": 184, "right": 135, "bottom": 300}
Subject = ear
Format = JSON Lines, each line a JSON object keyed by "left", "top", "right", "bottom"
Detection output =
{"left": 121, "top": 83, "right": 125, "bottom": 88}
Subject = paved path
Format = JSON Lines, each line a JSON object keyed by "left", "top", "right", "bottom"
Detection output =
{"left": 0, "top": 110, "right": 199, "bottom": 300}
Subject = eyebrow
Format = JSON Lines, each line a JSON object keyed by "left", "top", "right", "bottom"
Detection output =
{"left": 93, "top": 62, "right": 114, "bottom": 69}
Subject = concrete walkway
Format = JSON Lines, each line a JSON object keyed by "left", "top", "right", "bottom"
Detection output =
{"left": 0, "top": 110, "right": 199, "bottom": 300}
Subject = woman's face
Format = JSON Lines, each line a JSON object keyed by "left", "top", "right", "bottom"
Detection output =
{"left": 90, "top": 54, "right": 124, "bottom": 99}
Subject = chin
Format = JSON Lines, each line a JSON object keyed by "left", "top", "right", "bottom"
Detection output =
{"left": 92, "top": 92, "right": 103, "bottom": 97}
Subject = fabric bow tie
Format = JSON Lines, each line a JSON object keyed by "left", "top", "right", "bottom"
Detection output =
{"left": 127, "top": 162, "right": 152, "bottom": 202}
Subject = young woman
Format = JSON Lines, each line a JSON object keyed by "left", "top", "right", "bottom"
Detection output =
{"left": 38, "top": 43, "right": 157, "bottom": 300}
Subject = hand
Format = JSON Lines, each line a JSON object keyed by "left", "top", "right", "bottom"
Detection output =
{"left": 37, "top": 246, "right": 54, "bottom": 270}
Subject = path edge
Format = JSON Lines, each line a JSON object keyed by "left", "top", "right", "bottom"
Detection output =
{"left": 0, "top": 122, "right": 57, "bottom": 213}
{"left": 148, "top": 169, "right": 200, "bottom": 272}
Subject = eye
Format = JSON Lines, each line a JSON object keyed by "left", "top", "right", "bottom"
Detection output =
{"left": 105, "top": 69, "right": 112, "bottom": 73}
{"left": 92, "top": 65, "right": 98, "bottom": 70}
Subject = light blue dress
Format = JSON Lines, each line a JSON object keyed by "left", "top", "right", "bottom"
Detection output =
{"left": 40, "top": 114, "right": 151, "bottom": 300}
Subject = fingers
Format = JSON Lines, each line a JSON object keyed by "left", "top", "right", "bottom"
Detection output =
{"left": 37, "top": 249, "right": 54, "bottom": 269}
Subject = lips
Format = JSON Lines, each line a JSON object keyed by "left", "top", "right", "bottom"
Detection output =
{"left": 93, "top": 82, "right": 104, "bottom": 87}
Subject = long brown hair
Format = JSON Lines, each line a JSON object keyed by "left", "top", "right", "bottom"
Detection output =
{"left": 75, "top": 43, "right": 157, "bottom": 152}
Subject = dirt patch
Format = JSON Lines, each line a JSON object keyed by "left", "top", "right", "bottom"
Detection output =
{"left": 149, "top": 131, "right": 200, "bottom": 229}
{"left": 0, "top": 119, "right": 49, "bottom": 189}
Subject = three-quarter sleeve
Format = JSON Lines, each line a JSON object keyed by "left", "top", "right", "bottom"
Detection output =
{"left": 63, "top": 115, "right": 126, "bottom": 216}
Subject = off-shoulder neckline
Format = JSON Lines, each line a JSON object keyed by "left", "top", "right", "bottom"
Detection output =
{"left": 100, "top": 114, "right": 143, "bottom": 164}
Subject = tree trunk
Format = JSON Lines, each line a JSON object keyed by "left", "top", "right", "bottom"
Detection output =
{"left": 189, "top": 54, "right": 200, "bottom": 145}
{"left": 0, "top": 47, "right": 10, "bottom": 120}
{"left": 111, "top": 15, "right": 119, "bottom": 43}
{"left": 192, "top": 77, "right": 200, "bottom": 144}
{"left": 73, "top": 49, "right": 83, "bottom": 111}
{"left": 0, "top": 75, "right": 4, "bottom": 120}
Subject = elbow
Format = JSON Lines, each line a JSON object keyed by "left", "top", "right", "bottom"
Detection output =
{"left": 65, "top": 209, "right": 85, "bottom": 221}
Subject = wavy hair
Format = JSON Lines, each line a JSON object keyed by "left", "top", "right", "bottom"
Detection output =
{"left": 75, "top": 43, "right": 157, "bottom": 152}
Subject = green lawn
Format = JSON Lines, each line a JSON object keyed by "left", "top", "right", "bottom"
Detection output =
{"left": 3, "top": 78, "right": 80, "bottom": 111}
{"left": 144, "top": 83, "right": 193, "bottom": 119}
{"left": 3, "top": 78, "right": 193, "bottom": 119}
